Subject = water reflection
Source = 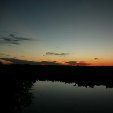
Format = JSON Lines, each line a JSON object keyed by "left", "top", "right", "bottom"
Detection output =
{"left": 2, "top": 73, "right": 113, "bottom": 113}
{"left": 22, "top": 80, "right": 113, "bottom": 113}
{"left": 3, "top": 76, "right": 113, "bottom": 113}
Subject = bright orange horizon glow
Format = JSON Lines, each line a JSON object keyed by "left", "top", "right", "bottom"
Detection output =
{"left": 0, "top": 57, "right": 113, "bottom": 66}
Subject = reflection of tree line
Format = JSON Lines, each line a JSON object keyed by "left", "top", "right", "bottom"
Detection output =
{"left": 36, "top": 65, "right": 113, "bottom": 88}
{"left": 37, "top": 75, "right": 113, "bottom": 88}
{"left": 1, "top": 65, "right": 113, "bottom": 112}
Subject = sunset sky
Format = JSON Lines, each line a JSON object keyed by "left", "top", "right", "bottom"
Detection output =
{"left": 0, "top": 0, "right": 113, "bottom": 66}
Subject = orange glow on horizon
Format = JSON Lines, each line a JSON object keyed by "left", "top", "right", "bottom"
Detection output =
{"left": 0, "top": 57, "right": 113, "bottom": 66}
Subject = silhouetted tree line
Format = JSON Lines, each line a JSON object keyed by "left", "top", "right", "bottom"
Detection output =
{"left": 1, "top": 64, "right": 113, "bottom": 88}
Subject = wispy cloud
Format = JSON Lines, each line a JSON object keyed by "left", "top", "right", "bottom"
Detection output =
{"left": 0, "top": 59, "right": 12, "bottom": 64}
{"left": 65, "top": 61, "right": 78, "bottom": 66}
{"left": 0, "top": 33, "right": 31, "bottom": 45}
{"left": 0, "top": 58, "right": 90, "bottom": 66}
{"left": 66, "top": 61, "right": 90, "bottom": 66}
{"left": 46, "top": 52, "right": 69, "bottom": 56}
{"left": 0, "top": 58, "right": 61, "bottom": 65}
{"left": 0, "top": 53, "right": 10, "bottom": 57}
{"left": 94, "top": 58, "right": 99, "bottom": 60}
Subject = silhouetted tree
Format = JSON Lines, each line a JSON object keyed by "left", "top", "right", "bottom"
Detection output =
{"left": 0, "top": 61, "right": 2, "bottom": 65}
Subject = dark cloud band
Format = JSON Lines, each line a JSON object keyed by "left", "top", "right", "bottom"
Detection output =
{"left": 46, "top": 52, "right": 69, "bottom": 56}
{"left": 0, "top": 33, "right": 31, "bottom": 45}
{"left": 0, "top": 58, "right": 61, "bottom": 65}
{"left": 66, "top": 61, "right": 90, "bottom": 66}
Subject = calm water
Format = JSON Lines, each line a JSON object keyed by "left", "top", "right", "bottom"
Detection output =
{"left": 21, "top": 80, "right": 113, "bottom": 113}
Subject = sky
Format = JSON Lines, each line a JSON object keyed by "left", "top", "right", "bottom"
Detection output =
{"left": 0, "top": 0, "right": 113, "bottom": 66}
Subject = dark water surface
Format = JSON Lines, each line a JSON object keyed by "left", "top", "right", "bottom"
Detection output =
{"left": 21, "top": 80, "right": 113, "bottom": 113}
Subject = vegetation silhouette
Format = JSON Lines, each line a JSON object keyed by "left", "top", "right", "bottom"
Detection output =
{"left": 2, "top": 69, "right": 36, "bottom": 113}
{"left": 1, "top": 64, "right": 113, "bottom": 88}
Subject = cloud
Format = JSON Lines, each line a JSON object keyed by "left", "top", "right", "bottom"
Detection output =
{"left": 0, "top": 53, "right": 10, "bottom": 57}
{"left": 0, "top": 58, "right": 61, "bottom": 65}
{"left": 66, "top": 61, "right": 90, "bottom": 66}
{"left": 46, "top": 52, "right": 69, "bottom": 56}
{"left": 9, "top": 34, "right": 30, "bottom": 41}
{"left": 0, "top": 53, "right": 5, "bottom": 56}
{"left": 0, "top": 59, "right": 12, "bottom": 64}
{"left": 77, "top": 61, "right": 91, "bottom": 66}
{"left": 0, "top": 52, "right": 11, "bottom": 58}
{"left": 94, "top": 58, "right": 99, "bottom": 60}
{"left": 65, "top": 61, "right": 78, "bottom": 66}
{"left": 0, "top": 58, "right": 90, "bottom": 66}
{"left": 39, "top": 61, "right": 60, "bottom": 65}
{"left": 0, "top": 33, "right": 31, "bottom": 45}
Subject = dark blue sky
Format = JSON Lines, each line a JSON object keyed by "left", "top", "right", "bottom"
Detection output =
{"left": 0, "top": 0, "right": 113, "bottom": 65}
